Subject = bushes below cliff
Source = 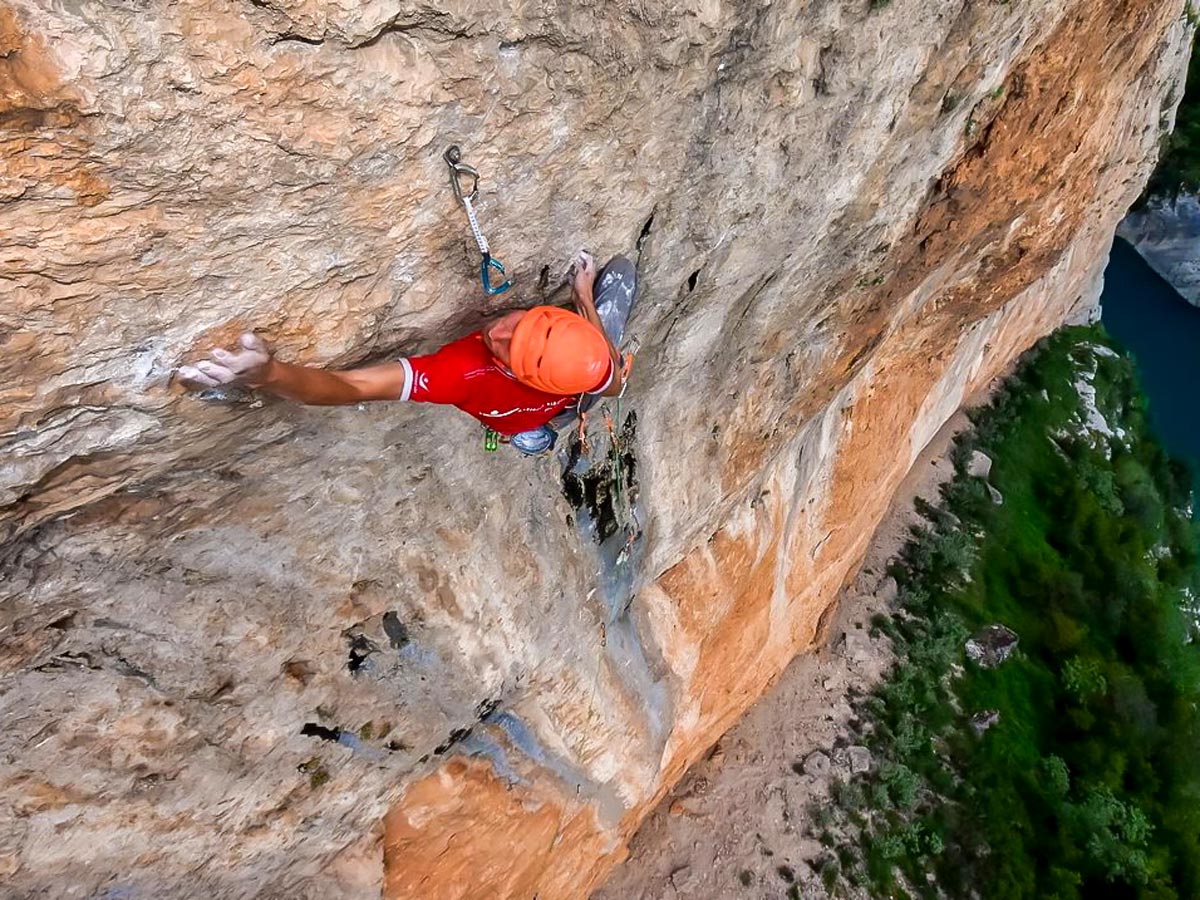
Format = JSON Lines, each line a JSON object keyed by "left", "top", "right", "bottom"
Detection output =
{"left": 811, "top": 327, "right": 1200, "bottom": 899}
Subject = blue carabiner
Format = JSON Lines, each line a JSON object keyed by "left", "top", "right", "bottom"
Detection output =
{"left": 481, "top": 252, "right": 512, "bottom": 296}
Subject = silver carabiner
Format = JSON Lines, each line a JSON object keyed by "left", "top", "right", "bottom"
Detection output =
{"left": 443, "top": 145, "right": 479, "bottom": 203}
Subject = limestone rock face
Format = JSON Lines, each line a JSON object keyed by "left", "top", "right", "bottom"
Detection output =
{"left": 1117, "top": 193, "right": 1200, "bottom": 305}
{"left": 0, "top": 0, "right": 1189, "bottom": 898}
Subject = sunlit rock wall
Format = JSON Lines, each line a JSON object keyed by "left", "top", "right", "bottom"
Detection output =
{"left": 0, "top": 0, "right": 1190, "bottom": 897}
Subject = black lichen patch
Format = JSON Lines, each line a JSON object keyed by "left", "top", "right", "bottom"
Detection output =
{"left": 346, "top": 632, "right": 378, "bottom": 674}
{"left": 561, "top": 411, "right": 640, "bottom": 545}
{"left": 475, "top": 696, "right": 501, "bottom": 721}
{"left": 381, "top": 611, "right": 410, "bottom": 650}
{"left": 112, "top": 656, "right": 158, "bottom": 688}
{"left": 433, "top": 726, "right": 472, "bottom": 756}
{"left": 297, "top": 756, "right": 330, "bottom": 789}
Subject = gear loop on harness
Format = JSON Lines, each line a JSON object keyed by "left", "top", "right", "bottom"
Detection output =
{"left": 443, "top": 144, "right": 511, "bottom": 296}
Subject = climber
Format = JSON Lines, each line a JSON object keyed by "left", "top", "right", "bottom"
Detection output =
{"left": 177, "top": 252, "right": 637, "bottom": 455}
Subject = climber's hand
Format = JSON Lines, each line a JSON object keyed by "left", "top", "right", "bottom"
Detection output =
{"left": 570, "top": 249, "right": 597, "bottom": 298}
{"left": 178, "top": 332, "right": 272, "bottom": 389}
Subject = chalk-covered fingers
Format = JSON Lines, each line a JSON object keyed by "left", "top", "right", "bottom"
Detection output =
{"left": 177, "top": 360, "right": 233, "bottom": 388}
{"left": 570, "top": 249, "right": 597, "bottom": 301}
{"left": 213, "top": 333, "right": 271, "bottom": 380}
{"left": 574, "top": 249, "right": 596, "bottom": 280}
{"left": 178, "top": 332, "right": 272, "bottom": 390}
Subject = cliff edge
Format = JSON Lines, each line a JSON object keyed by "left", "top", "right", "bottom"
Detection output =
{"left": 0, "top": 1, "right": 1190, "bottom": 897}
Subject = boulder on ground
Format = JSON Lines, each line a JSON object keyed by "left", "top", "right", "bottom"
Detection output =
{"left": 802, "top": 751, "right": 831, "bottom": 778}
{"left": 968, "top": 450, "right": 994, "bottom": 480}
{"left": 875, "top": 576, "right": 899, "bottom": 605}
{"left": 848, "top": 746, "right": 873, "bottom": 774}
{"left": 841, "top": 630, "right": 873, "bottom": 663}
{"left": 970, "top": 710, "right": 1001, "bottom": 735}
{"left": 966, "top": 624, "right": 1019, "bottom": 668}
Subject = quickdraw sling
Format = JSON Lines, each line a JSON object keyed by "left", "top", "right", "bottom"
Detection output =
{"left": 442, "top": 144, "right": 511, "bottom": 297}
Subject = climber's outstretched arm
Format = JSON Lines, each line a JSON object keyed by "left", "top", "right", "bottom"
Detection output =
{"left": 178, "top": 333, "right": 405, "bottom": 404}
{"left": 570, "top": 252, "right": 626, "bottom": 398}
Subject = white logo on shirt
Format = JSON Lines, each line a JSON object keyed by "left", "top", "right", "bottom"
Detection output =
{"left": 485, "top": 400, "right": 565, "bottom": 418}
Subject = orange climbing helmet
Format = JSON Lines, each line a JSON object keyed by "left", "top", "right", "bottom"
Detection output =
{"left": 509, "top": 306, "right": 611, "bottom": 395}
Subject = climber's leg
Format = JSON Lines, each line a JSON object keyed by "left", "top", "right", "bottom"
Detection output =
{"left": 545, "top": 254, "right": 639, "bottom": 438}
{"left": 591, "top": 254, "right": 638, "bottom": 347}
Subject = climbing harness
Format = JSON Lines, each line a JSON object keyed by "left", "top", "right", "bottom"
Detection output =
{"left": 443, "top": 145, "right": 511, "bottom": 296}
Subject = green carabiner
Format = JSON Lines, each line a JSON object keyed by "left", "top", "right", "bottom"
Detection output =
{"left": 484, "top": 428, "right": 500, "bottom": 452}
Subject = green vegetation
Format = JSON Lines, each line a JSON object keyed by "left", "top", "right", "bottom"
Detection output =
{"left": 814, "top": 327, "right": 1200, "bottom": 899}
{"left": 297, "top": 756, "right": 331, "bottom": 789}
{"left": 1143, "top": 27, "right": 1200, "bottom": 201}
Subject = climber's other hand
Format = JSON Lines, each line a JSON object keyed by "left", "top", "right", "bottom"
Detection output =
{"left": 178, "top": 332, "right": 272, "bottom": 389}
{"left": 571, "top": 249, "right": 596, "bottom": 295}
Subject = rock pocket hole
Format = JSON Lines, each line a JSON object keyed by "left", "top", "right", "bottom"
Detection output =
{"left": 301, "top": 722, "right": 341, "bottom": 742}
{"left": 636, "top": 211, "right": 655, "bottom": 255}
{"left": 48, "top": 612, "right": 77, "bottom": 630}
{"left": 687, "top": 268, "right": 701, "bottom": 292}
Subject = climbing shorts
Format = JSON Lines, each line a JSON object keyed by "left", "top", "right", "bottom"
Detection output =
{"left": 510, "top": 424, "right": 558, "bottom": 456}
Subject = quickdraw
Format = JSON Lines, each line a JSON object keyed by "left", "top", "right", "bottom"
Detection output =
{"left": 443, "top": 145, "right": 511, "bottom": 296}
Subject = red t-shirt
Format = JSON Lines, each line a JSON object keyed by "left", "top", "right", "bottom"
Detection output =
{"left": 400, "top": 331, "right": 610, "bottom": 435}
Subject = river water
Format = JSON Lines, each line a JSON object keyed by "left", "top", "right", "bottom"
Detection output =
{"left": 1100, "top": 236, "right": 1200, "bottom": 482}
